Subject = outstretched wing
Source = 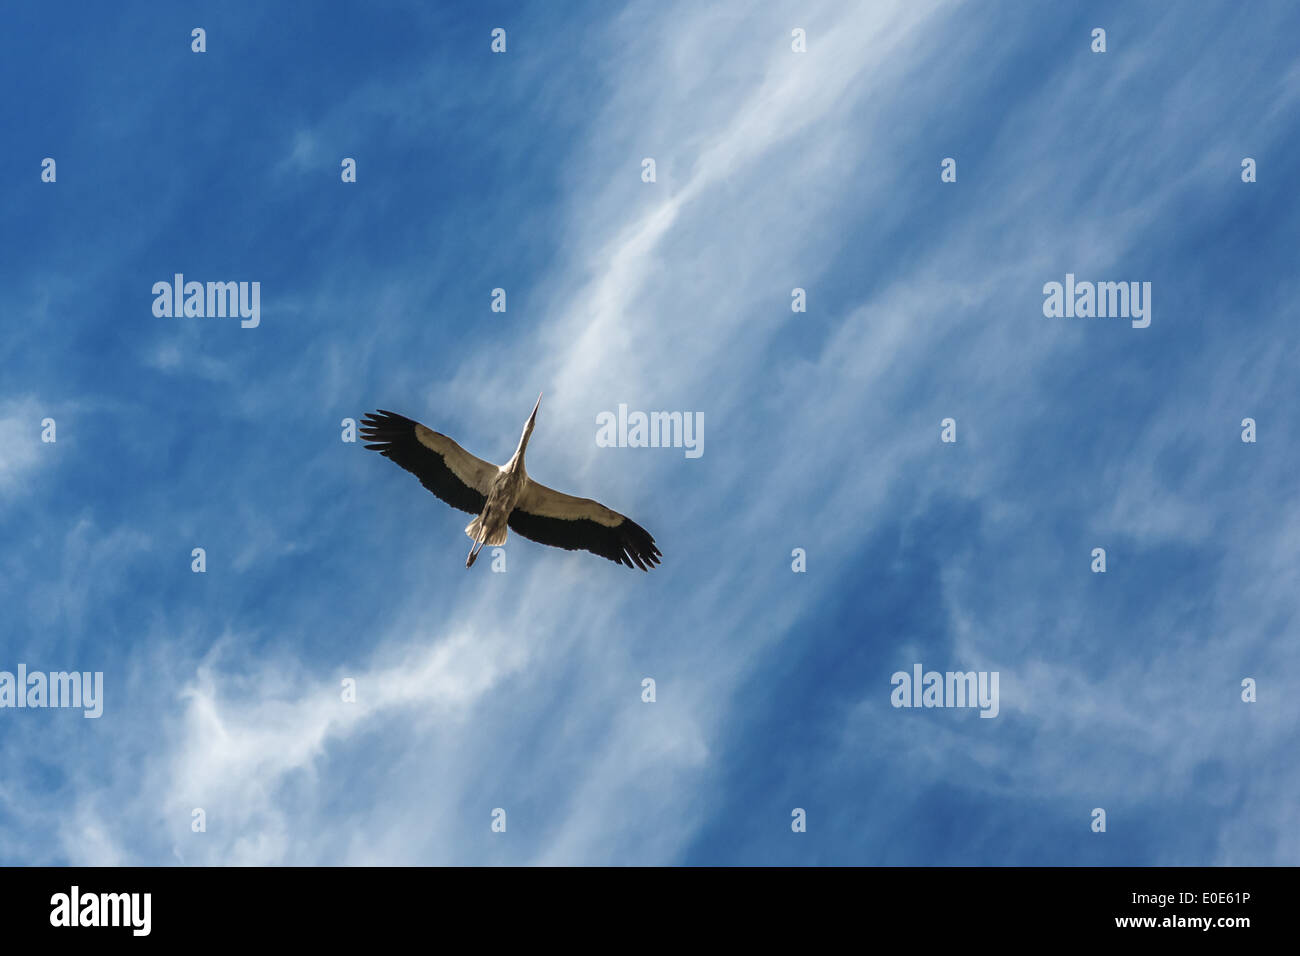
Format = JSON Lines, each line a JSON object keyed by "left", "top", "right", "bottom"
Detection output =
{"left": 509, "top": 479, "right": 661, "bottom": 571}
{"left": 360, "top": 410, "right": 496, "bottom": 515}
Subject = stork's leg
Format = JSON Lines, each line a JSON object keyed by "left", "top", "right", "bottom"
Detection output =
{"left": 466, "top": 538, "right": 486, "bottom": 568}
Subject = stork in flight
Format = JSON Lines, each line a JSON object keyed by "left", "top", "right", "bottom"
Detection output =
{"left": 360, "top": 396, "right": 661, "bottom": 571}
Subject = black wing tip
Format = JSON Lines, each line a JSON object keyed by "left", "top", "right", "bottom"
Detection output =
{"left": 361, "top": 409, "right": 412, "bottom": 424}
{"left": 618, "top": 518, "right": 661, "bottom": 571}
{"left": 360, "top": 409, "right": 397, "bottom": 423}
{"left": 359, "top": 409, "right": 417, "bottom": 448}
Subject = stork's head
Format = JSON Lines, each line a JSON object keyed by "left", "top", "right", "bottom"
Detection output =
{"left": 519, "top": 392, "right": 541, "bottom": 451}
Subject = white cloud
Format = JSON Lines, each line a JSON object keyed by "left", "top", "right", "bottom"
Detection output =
{"left": 0, "top": 396, "right": 49, "bottom": 497}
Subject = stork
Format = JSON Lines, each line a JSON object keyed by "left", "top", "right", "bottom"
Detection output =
{"left": 360, "top": 396, "right": 661, "bottom": 571}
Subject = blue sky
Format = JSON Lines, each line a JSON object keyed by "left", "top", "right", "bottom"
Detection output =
{"left": 1, "top": 0, "right": 1298, "bottom": 865}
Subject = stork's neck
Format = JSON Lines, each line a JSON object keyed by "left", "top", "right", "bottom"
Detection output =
{"left": 507, "top": 400, "right": 539, "bottom": 475}
{"left": 507, "top": 430, "right": 532, "bottom": 474}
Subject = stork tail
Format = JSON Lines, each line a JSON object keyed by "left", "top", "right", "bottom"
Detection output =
{"left": 465, "top": 515, "right": 490, "bottom": 567}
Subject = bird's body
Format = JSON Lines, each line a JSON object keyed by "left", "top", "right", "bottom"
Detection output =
{"left": 360, "top": 396, "right": 661, "bottom": 571}
{"left": 464, "top": 449, "right": 530, "bottom": 564}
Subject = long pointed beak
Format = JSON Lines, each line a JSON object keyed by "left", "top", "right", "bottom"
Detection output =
{"left": 529, "top": 392, "right": 542, "bottom": 422}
